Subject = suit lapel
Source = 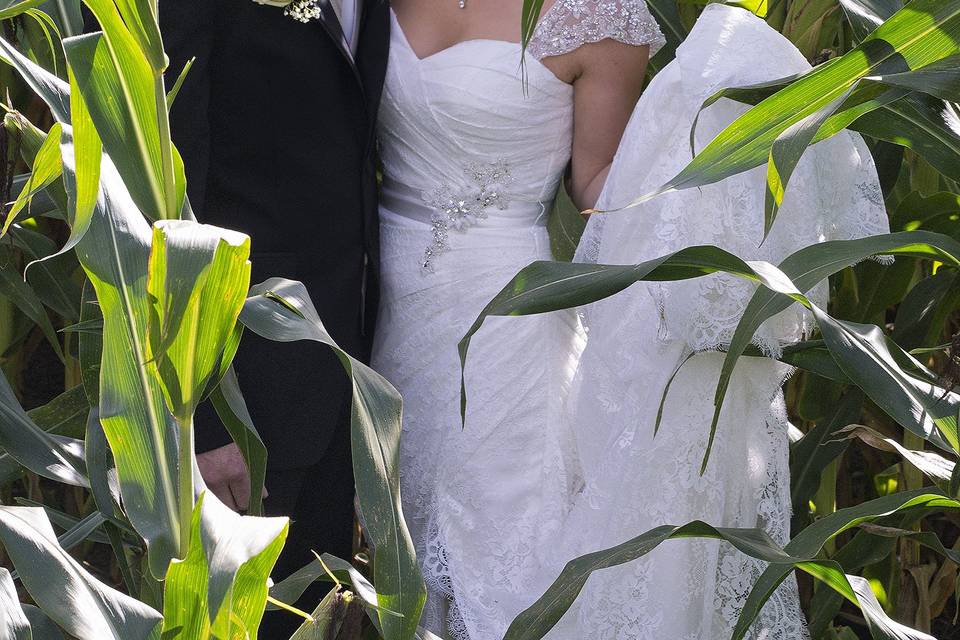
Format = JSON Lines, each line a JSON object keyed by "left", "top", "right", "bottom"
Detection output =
{"left": 316, "top": 0, "right": 359, "bottom": 75}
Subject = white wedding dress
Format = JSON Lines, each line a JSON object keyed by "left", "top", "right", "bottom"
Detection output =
{"left": 371, "top": 2, "right": 890, "bottom": 639}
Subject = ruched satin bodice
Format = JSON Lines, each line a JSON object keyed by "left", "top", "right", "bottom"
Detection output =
{"left": 378, "top": 10, "right": 574, "bottom": 256}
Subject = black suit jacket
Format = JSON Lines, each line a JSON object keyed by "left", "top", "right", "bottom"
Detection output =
{"left": 86, "top": 0, "right": 390, "bottom": 468}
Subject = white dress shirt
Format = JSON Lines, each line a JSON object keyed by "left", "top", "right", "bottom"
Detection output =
{"left": 330, "top": 0, "right": 360, "bottom": 56}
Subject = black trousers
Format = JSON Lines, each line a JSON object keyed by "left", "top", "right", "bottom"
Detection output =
{"left": 258, "top": 423, "right": 355, "bottom": 639}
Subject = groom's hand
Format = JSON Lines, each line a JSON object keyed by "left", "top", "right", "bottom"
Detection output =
{"left": 197, "top": 443, "right": 266, "bottom": 512}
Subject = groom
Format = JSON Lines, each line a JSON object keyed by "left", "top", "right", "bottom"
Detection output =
{"left": 140, "top": 0, "right": 386, "bottom": 635}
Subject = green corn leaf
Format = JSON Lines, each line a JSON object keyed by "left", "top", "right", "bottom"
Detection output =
{"left": 2, "top": 121, "right": 63, "bottom": 238}
{"left": 145, "top": 220, "right": 251, "bottom": 559}
{"left": 41, "top": 0, "right": 84, "bottom": 37}
{"left": 763, "top": 90, "right": 853, "bottom": 239}
{"left": 3, "top": 113, "right": 69, "bottom": 224}
{"left": 0, "top": 35, "right": 70, "bottom": 121}
{"left": 162, "top": 492, "right": 288, "bottom": 639}
{"left": 62, "top": 30, "right": 166, "bottom": 221}
{"left": 78, "top": 279, "right": 102, "bottom": 406}
{"left": 805, "top": 525, "right": 903, "bottom": 636}
{"left": 626, "top": 0, "right": 960, "bottom": 210}
{"left": 269, "top": 552, "right": 398, "bottom": 633}
{"left": 0, "top": 506, "right": 162, "bottom": 640}
{"left": 852, "top": 93, "right": 960, "bottom": 183}
{"left": 0, "top": 243, "right": 65, "bottom": 362}
{"left": 457, "top": 244, "right": 769, "bottom": 421}
{"left": 867, "top": 53, "right": 960, "bottom": 102}
{"left": 99, "top": 0, "right": 166, "bottom": 71}
{"left": 66, "top": 60, "right": 101, "bottom": 248}
{"left": 0, "top": 568, "right": 31, "bottom": 640}
{"left": 838, "top": 0, "right": 902, "bottom": 42}
{"left": 288, "top": 586, "right": 346, "bottom": 640}
{"left": 733, "top": 490, "right": 958, "bottom": 639}
{"left": 891, "top": 190, "right": 960, "bottom": 234}
{"left": 0, "top": 0, "right": 44, "bottom": 19}
{"left": 812, "top": 309, "right": 959, "bottom": 452}
{"left": 777, "top": 341, "right": 853, "bottom": 383}
{"left": 0, "top": 45, "right": 95, "bottom": 257}
{"left": 458, "top": 233, "right": 960, "bottom": 468}
{"left": 72, "top": 154, "right": 182, "bottom": 578}
{"left": 503, "top": 490, "right": 955, "bottom": 640}
{"left": 166, "top": 57, "right": 194, "bottom": 110}
{"left": 85, "top": 409, "right": 141, "bottom": 595}
{"left": 146, "top": 220, "right": 251, "bottom": 425}
{"left": 790, "top": 390, "right": 863, "bottom": 513}
{"left": 893, "top": 270, "right": 960, "bottom": 350}
{"left": 0, "top": 384, "right": 90, "bottom": 486}
{"left": 21, "top": 605, "right": 66, "bottom": 640}
{"left": 715, "top": 231, "right": 960, "bottom": 465}
{"left": 847, "top": 574, "right": 936, "bottom": 640}
{"left": 209, "top": 367, "right": 267, "bottom": 517}
{"left": 0, "top": 366, "right": 87, "bottom": 487}
{"left": 11, "top": 226, "right": 83, "bottom": 323}
{"left": 24, "top": 383, "right": 90, "bottom": 439}
{"left": 240, "top": 278, "right": 426, "bottom": 640}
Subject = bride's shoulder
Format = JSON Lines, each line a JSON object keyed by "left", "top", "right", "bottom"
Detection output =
{"left": 528, "top": 0, "right": 667, "bottom": 61}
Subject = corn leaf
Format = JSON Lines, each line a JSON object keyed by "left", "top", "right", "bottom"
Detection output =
{"left": 733, "top": 490, "right": 959, "bottom": 639}
{"left": 146, "top": 221, "right": 250, "bottom": 425}
{"left": 867, "top": 53, "right": 960, "bottom": 101}
{"left": 838, "top": 0, "right": 902, "bottom": 42}
{"left": 0, "top": 506, "right": 162, "bottom": 640}
{"left": 836, "top": 424, "right": 956, "bottom": 485}
{"left": 790, "top": 390, "right": 864, "bottom": 512}
{"left": 240, "top": 278, "right": 427, "bottom": 640}
{"left": 629, "top": 0, "right": 960, "bottom": 210}
{"left": 715, "top": 231, "right": 960, "bottom": 465}
{"left": 505, "top": 490, "right": 955, "bottom": 640}
{"left": 62, "top": 30, "right": 165, "bottom": 221}
{"left": 162, "top": 492, "right": 288, "bottom": 639}
{"left": 0, "top": 367, "right": 87, "bottom": 487}
{"left": 0, "top": 243, "right": 65, "bottom": 361}
{"left": 0, "top": 568, "right": 31, "bottom": 640}
{"left": 21, "top": 606, "right": 66, "bottom": 640}
{"left": 209, "top": 367, "right": 267, "bottom": 517}
{"left": 852, "top": 93, "right": 960, "bottom": 182}
{"left": 0, "top": 0, "right": 43, "bottom": 19}
{"left": 1, "top": 122, "right": 62, "bottom": 238}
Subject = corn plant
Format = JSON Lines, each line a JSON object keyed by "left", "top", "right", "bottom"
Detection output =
{"left": 0, "top": 1, "right": 424, "bottom": 639}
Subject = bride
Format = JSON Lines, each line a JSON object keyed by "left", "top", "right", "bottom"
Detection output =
{"left": 370, "top": 1, "right": 889, "bottom": 638}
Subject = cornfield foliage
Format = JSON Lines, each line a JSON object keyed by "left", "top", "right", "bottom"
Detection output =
{"left": 0, "top": 0, "right": 958, "bottom": 639}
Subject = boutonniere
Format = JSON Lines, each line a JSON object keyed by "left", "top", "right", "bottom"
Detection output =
{"left": 254, "top": 0, "right": 322, "bottom": 23}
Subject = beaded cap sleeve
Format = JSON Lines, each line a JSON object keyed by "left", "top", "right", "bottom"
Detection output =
{"left": 527, "top": 0, "right": 667, "bottom": 60}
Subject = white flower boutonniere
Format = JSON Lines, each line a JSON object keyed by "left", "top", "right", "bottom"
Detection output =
{"left": 254, "top": 0, "right": 323, "bottom": 23}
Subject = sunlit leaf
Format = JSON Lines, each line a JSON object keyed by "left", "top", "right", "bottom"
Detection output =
{"left": 0, "top": 567, "right": 31, "bottom": 640}
{"left": 0, "top": 506, "right": 162, "bottom": 640}
{"left": 240, "top": 278, "right": 426, "bottom": 640}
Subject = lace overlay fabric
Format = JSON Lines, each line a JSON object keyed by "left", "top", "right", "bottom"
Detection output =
{"left": 560, "top": 5, "right": 889, "bottom": 639}
{"left": 528, "top": 0, "right": 667, "bottom": 60}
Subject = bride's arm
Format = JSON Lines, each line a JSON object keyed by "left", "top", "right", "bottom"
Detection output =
{"left": 563, "top": 38, "right": 651, "bottom": 211}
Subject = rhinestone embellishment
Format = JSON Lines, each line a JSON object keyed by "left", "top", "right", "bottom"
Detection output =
{"left": 420, "top": 159, "right": 514, "bottom": 272}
